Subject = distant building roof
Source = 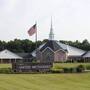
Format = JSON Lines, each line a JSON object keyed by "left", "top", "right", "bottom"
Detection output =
{"left": 82, "top": 51, "right": 90, "bottom": 58}
{"left": 16, "top": 53, "right": 33, "bottom": 58}
{"left": 57, "top": 42, "right": 86, "bottom": 56}
{"left": 0, "top": 49, "right": 22, "bottom": 59}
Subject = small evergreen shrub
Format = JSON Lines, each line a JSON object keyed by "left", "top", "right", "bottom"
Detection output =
{"left": 63, "top": 68, "right": 70, "bottom": 73}
{"left": 86, "top": 65, "right": 90, "bottom": 70}
{"left": 0, "top": 68, "right": 13, "bottom": 74}
{"left": 76, "top": 65, "right": 85, "bottom": 73}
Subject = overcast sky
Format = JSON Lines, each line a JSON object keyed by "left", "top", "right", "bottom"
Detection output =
{"left": 0, "top": 0, "right": 90, "bottom": 42}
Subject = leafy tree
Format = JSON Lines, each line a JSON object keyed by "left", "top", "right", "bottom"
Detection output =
{"left": 0, "top": 39, "right": 90, "bottom": 53}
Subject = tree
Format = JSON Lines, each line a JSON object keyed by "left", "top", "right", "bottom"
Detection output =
{"left": 81, "top": 39, "right": 90, "bottom": 51}
{"left": 0, "top": 39, "right": 90, "bottom": 53}
{"left": 21, "top": 39, "right": 33, "bottom": 52}
{"left": 82, "top": 39, "right": 89, "bottom": 45}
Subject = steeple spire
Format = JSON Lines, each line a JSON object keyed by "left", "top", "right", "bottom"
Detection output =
{"left": 49, "top": 17, "right": 54, "bottom": 40}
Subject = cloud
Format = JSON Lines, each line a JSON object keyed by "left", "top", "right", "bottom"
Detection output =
{"left": 0, "top": 0, "right": 90, "bottom": 41}
{"left": 0, "top": 0, "right": 18, "bottom": 13}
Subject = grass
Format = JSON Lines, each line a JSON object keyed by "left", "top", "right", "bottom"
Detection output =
{"left": 0, "top": 73, "right": 90, "bottom": 90}
{"left": 0, "top": 64, "right": 11, "bottom": 68}
{"left": 0, "top": 63, "right": 90, "bottom": 90}
{"left": 53, "top": 63, "right": 90, "bottom": 69}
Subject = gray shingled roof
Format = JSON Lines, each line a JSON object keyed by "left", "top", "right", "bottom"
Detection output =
{"left": 40, "top": 40, "right": 65, "bottom": 52}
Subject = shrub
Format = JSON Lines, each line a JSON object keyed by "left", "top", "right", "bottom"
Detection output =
{"left": 86, "top": 65, "right": 90, "bottom": 70}
{"left": 63, "top": 67, "right": 80, "bottom": 73}
{"left": 0, "top": 68, "right": 13, "bottom": 74}
{"left": 69, "top": 68, "right": 75, "bottom": 73}
{"left": 63, "top": 68, "right": 70, "bottom": 73}
{"left": 53, "top": 65, "right": 61, "bottom": 70}
{"left": 50, "top": 70, "right": 62, "bottom": 73}
{"left": 76, "top": 65, "right": 85, "bottom": 73}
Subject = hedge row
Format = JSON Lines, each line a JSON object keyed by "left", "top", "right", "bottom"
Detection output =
{"left": 51, "top": 65, "right": 85, "bottom": 73}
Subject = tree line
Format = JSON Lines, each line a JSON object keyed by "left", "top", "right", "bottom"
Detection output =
{"left": 0, "top": 39, "right": 90, "bottom": 53}
{"left": 60, "top": 39, "right": 90, "bottom": 51}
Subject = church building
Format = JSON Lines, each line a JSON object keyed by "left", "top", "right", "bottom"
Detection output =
{"left": 32, "top": 20, "right": 86, "bottom": 62}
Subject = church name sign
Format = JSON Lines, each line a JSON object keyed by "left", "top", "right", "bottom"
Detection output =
{"left": 12, "top": 62, "right": 53, "bottom": 72}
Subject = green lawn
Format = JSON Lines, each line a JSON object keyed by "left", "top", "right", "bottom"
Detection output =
{"left": 0, "top": 73, "right": 90, "bottom": 90}
{"left": 0, "top": 64, "right": 11, "bottom": 68}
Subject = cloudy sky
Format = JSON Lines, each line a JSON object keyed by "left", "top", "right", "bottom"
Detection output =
{"left": 0, "top": 0, "right": 90, "bottom": 42}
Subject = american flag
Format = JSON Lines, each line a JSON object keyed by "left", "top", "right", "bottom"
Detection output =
{"left": 28, "top": 24, "right": 37, "bottom": 36}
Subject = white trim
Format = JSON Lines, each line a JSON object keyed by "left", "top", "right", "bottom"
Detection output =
{"left": 42, "top": 46, "right": 67, "bottom": 54}
{"left": 42, "top": 47, "right": 54, "bottom": 53}
{"left": 55, "top": 49, "right": 67, "bottom": 53}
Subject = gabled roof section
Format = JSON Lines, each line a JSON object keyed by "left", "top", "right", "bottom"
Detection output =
{"left": 40, "top": 40, "right": 65, "bottom": 52}
{"left": 0, "top": 49, "right": 22, "bottom": 59}
{"left": 31, "top": 43, "right": 46, "bottom": 57}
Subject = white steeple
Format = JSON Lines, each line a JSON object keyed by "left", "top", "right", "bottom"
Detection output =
{"left": 49, "top": 17, "right": 54, "bottom": 40}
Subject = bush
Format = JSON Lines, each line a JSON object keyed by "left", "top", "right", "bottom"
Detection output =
{"left": 63, "top": 67, "right": 84, "bottom": 73}
{"left": 63, "top": 68, "right": 74, "bottom": 73}
{"left": 50, "top": 70, "right": 61, "bottom": 73}
{"left": 69, "top": 68, "right": 76, "bottom": 73}
{"left": 0, "top": 68, "right": 13, "bottom": 74}
{"left": 63, "top": 68, "right": 70, "bottom": 73}
{"left": 86, "top": 65, "right": 90, "bottom": 70}
{"left": 53, "top": 65, "right": 62, "bottom": 70}
{"left": 76, "top": 65, "right": 85, "bottom": 73}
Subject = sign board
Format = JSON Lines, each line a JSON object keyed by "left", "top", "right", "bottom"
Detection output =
{"left": 12, "top": 62, "right": 53, "bottom": 72}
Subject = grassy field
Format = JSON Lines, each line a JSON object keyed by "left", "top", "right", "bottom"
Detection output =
{"left": 0, "top": 73, "right": 90, "bottom": 90}
{"left": 0, "top": 63, "right": 90, "bottom": 90}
